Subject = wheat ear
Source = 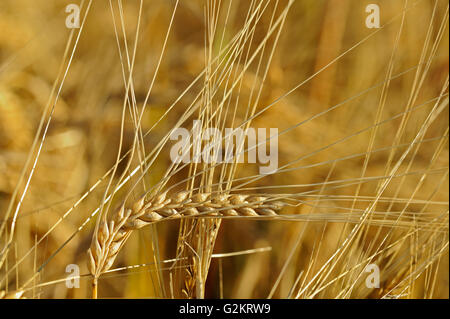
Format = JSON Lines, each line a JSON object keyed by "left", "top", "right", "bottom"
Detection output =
{"left": 88, "top": 191, "right": 285, "bottom": 281}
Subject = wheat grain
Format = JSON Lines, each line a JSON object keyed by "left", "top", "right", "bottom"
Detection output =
{"left": 88, "top": 191, "right": 285, "bottom": 280}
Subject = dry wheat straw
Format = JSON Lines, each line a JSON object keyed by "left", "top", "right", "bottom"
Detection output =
{"left": 0, "top": 289, "right": 25, "bottom": 299}
{"left": 88, "top": 191, "right": 285, "bottom": 281}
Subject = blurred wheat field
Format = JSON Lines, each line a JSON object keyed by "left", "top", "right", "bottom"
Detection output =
{"left": 0, "top": 0, "right": 448, "bottom": 299}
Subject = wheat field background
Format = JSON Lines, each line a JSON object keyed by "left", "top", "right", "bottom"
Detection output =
{"left": 0, "top": 0, "right": 448, "bottom": 299}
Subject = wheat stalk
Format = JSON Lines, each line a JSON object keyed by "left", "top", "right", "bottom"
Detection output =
{"left": 87, "top": 190, "right": 285, "bottom": 293}
{"left": 0, "top": 289, "right": 25, "bottom": 299}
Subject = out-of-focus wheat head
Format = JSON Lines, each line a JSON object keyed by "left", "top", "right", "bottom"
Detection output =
{"left": 0, "top": 0, "right": 448, "bottom": 298}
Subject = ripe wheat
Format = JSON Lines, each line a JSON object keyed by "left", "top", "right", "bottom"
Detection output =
{"left": 88, "top": 191, "right": 285, "bottom": 279}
